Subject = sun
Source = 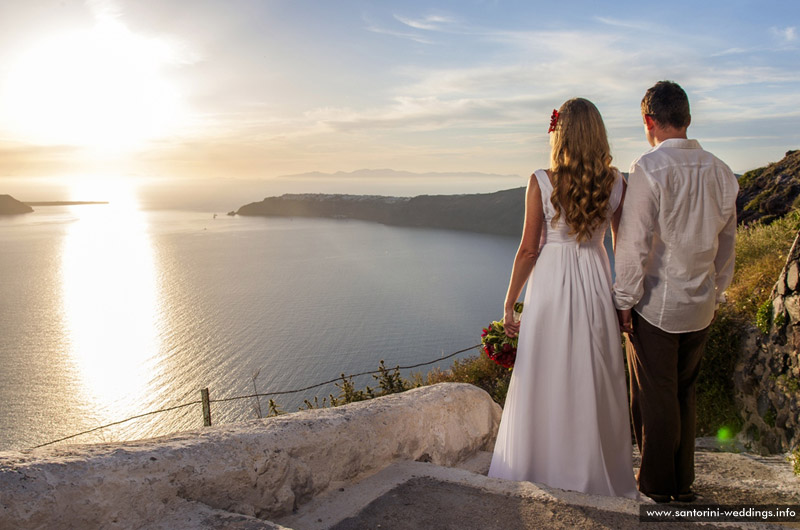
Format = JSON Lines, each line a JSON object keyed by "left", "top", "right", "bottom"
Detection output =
{"left": 1, "top": 18, "right": 185, "bottom": 152}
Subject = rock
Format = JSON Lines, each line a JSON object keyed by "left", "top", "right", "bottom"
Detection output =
{"left": 736, "top": 149, "right": 800, "bottom": 226}
{"left": 757, "top": 392, "right": 770, "bottom": 417}
{"left": 0, "top": 383, "right": 501, "bottom": 529}
{"left": 0, "top": 195, "right": 33, "bottom": 215}
{"left": 786, "top": 296, "right": 800, "bottom": 323}
{"left": 773, "top": 296, "right": 786, "bottom": 321}
{"left": 789, "top": 262, "right": 799, "bottom": 292}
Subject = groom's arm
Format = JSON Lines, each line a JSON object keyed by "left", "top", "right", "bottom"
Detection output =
{"left": 612, "top": 163, "right": 659, "bottom": 315}
{"left": 713, "top": 207, "right": 737, "bottom": 307}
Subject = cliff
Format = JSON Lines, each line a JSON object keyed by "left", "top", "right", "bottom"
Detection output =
{"left": 0, "top": 194, "right": 33, "bottom": 215}
{"left": 737, "top": 149, "right": 800, "bottom": 226}
{"left": 236, "top": 188, "right": 526, "bottom": 237}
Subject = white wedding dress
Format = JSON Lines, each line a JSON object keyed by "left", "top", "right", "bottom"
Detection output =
{"left": 488, "top": 169, "right": 638, "bottom": 499}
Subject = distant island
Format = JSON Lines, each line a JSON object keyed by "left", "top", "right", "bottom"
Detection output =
{"left": 235, "top": 188, "right": 527, "bottom": 236}
{"left": 1, "top": 195, "right": 110, "bottom": 215}
{"left": 23, "top": 201, "right": 109, "bottom": 206}
{"left": 234, "top": 149, "right": 800, "bottom": 235}
{"left": 0, "top": 195, "right": 34, "bottom": 215}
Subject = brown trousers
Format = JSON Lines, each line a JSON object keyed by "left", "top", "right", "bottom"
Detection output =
{"left": 625, "top": 311, "right": 710, "bottom": 496}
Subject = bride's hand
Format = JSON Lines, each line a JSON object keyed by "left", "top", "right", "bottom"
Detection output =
{"left": 503, "top": 309, "right": 520, "bottom": 337}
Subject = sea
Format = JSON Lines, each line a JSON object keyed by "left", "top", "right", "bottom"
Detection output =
{"left": 0, "top": 203, "right": 524, "bottom": 451}
{"left": 0, "top": 201, "right": 616, "bottom": 452}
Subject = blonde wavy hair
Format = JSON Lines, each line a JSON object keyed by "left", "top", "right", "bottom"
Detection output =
{"left": 549, "top": 98, "right": 617, "bottom": 242}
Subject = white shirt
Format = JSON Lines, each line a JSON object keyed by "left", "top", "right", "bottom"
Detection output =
{"left": 613, "top": 138, "right": 739, "bottom": 333}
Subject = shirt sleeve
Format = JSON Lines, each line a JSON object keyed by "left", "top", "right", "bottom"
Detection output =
{"left": 609, "top": 170, "right": 624, "bottom": 213}
{"left": 612, "top": 164, "right": 659, "bottom": 311}
{"left": 713, "top": 206, "right": 737, "bottom": 305}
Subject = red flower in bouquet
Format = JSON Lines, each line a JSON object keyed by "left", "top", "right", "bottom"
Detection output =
{"left": 480, "top": 303, "right": 523, "bottom": 369}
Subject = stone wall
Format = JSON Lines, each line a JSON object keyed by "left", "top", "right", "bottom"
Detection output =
{"left": 0, "top": 382, "right": 501, "bottom": 529}
{"left": 734, "top": 231, "right": 800, "bottom": 454}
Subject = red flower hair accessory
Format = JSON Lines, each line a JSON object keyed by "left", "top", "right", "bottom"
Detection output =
{"left": 548, "top": 109, "right": 559, "bottom": 133}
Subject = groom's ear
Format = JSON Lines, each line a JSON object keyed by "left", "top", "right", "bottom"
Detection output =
{"left": 643, "top": 114, "right": 657, "bottom": 131}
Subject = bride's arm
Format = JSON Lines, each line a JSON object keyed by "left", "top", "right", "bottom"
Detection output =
{"left": 503, "top": 173, "right": 544, "bottom": 337}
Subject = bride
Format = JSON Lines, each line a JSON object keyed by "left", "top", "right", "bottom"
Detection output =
{"left": 488, "top": 98, "right": 638, "bottom": 499}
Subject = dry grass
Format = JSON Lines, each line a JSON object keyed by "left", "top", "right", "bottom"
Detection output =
{"left": 726, "top": 210, "right": 800, "bottom": 319}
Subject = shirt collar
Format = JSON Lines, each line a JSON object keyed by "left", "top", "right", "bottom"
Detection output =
{"left": 653, "top": 138, "right": 702, "bottom": 150}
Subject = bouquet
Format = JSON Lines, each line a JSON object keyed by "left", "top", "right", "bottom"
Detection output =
{"left": 480, "top": 302, "right": 523, "bottom": 369}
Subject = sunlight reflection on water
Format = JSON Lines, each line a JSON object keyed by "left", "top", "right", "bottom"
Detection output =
{"left": 60, "top": 186, "right": 162, "bottom": 426}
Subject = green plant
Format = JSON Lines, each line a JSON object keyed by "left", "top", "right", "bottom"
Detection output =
{"left": 756, "top": 299, "right": 773, "bottom": 334}
{"left": 267, "top": 399, "right": 284, "bottom": 417}
{"left": 373, "top": 360, "right": 411, "bottom": 395}
{"left": 793, "top": 446, "right": 800, "bottom": 476}
{"left": 333, "top": 374, "right": 374, "bottom": 404}
{"left": 775, "top": 310, "right": 787, "bottom": 330}
{"left": 298, "top": 396, "right": 330, "bottom": 410}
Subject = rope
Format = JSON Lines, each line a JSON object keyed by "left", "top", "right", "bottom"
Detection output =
{"left": 210, "top": 344, "right": 480, "bottom": 403}
{"left": 28, "top": 344, "right": 480, "bottom": 449}
{"left": 31, "top": 401, "right": 201, "bottom": 449}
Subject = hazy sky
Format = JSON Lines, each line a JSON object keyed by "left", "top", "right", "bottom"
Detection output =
{"left": 0, "top": 0, "right": 798, "bottom": 190}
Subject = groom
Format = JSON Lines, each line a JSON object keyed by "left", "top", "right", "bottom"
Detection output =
{"left": 613, "top": 81, "right": 738, "bottom": 503}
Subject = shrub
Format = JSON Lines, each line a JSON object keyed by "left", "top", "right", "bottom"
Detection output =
{"left": 425, "top": 351, "right": 512, "bottom": 406}
{"left": 696, "top": 308, "right": 745, "bottom": 436}
{"left": 373, "top": 360, "right": 414, "bottom": 395}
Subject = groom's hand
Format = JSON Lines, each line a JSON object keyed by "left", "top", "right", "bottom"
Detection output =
{"left": 617, "top": 309, "right": 633, "bottom": 334}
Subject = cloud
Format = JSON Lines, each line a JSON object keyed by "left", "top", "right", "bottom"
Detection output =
{"left": 710, "top": 47, "right": 750, "bottom": 57}
{"left": 770, "top": 26, "right": 797, "bottom": 43}
{"left": 85, "top": 0, "right": 122, "bottom": 18}
{"left": 363, "top": 23, "right": 435, "bottom": 45}
{"left": 393, "top": 14, "right": 460, "bottom": 32}
{"left": 365, "top": 11, "right": 464, "bottom": 43}
{"left": 306, "top": 94, "right": 546, "bottom": 133}
{"left": 594, "top": 16, "right": 645, "bottom": 31}
{"left": 299, "top": 20, "right": 800, "bottom": 139}
{"left": 83, "top": 0, "right": 199, "bottom": 66}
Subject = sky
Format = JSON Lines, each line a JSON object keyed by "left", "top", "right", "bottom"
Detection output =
{"left": 0, "top": 0, "right": 798, "bottom": 203}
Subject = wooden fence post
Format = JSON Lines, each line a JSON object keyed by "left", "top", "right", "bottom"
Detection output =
{"left": 201, "top": 388, "right": 211, "bottom": 426}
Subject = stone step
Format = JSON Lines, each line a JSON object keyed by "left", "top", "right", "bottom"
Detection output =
{"left": 274, "top": 447, "right": 800, "bottom": 530}
{"left": 274, "top": 457, "right": 645, "bottom": 530}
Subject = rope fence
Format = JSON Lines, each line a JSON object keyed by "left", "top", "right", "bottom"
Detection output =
{"left": 30, "top": 344, "right": 481, "bottom": 450}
